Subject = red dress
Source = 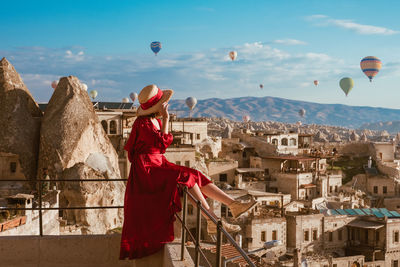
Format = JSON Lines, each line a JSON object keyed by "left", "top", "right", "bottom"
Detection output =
{"left": 119, "top": 116, "right": 212, "bottom": 260}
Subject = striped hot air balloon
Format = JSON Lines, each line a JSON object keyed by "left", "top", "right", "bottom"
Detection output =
{"left": 360, "top": 56, "right": 381, "bottom": 82}
{"left": 150, "top": 41, "right": 162, "bottom": 55}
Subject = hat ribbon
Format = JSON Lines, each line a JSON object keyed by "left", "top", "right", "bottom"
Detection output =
{"left": 141, "top": 88, "right": 163, "bottom": 110}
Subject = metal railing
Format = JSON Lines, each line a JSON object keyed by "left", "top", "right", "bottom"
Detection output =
{"left": 0, "top": 179, "right": 255, "bottom": 266}
{"left": 175, "top": 186, "right": 255, "bottom": 267}
{"left": 0, "top": 178, "right": 127, "bottom": 236}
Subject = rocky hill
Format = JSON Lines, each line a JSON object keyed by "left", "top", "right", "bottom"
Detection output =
{"left": 169, "top": 96, "right": 400, "bottom": 128}
{"left": 359, "top": 121, "right": 400, "bottom": 134}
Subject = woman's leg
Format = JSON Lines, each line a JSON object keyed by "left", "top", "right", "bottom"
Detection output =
{"left": 188, "top": 183, "right": 218, "bottom": 220}
{"left": 199, "top": 183, "right": 235, "bottom": 206}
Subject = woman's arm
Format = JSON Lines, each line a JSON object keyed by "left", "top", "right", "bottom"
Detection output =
{"left": 160, "top": 102, "right": 170, "bottom": 134}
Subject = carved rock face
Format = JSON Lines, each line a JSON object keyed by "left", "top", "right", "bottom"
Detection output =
{"left": 37, "top": 75, "right": 124, "bottom": 233}
{"left": 0, "top": 58, "right": 42, "bottom": 182}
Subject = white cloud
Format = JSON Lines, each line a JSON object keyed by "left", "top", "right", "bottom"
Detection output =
{"left": 307, "top": 14, "right": 398, "bottom": 35}
{"left": 1, "top": 44, "right": 353, "bottom": 102}
{"left": 273, "top": 39, "right": 307, "bottom": 45}
{"left": 65, "top": 50, "right": 85, "bottom": 61}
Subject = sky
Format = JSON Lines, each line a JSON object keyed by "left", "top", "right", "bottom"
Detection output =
{"left": 1, "top": 0, "right": 400, "bottom": 109}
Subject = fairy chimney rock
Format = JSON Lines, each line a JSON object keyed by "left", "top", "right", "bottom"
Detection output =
{"left": 0, "top": 57, "right": 42, "bottom": 182}
{"left": 37, "top": 75, "right": 124, "bottom": 233}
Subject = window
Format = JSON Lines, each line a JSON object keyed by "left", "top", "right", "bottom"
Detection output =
{"left": 272, "top": 230, "right": 277, "bottom": 240}
{"left": 261, "top": 231, "right": 266, "bottom": 242}
{"left": 109, "top": 120, "right": 117, "bottom": 134}
{"left": 383, "top": 186, "right": 388, "bottom": 194}
{"left": 312, "top": 229, "right": 318, "bottom": 241}
{"left": 176, "top": 161, "right": 181, "bottom": 165}
{"left": 101, "top": 120, "right": 108, "bottom": 133}
{"left": 196, "top": 134, "right": 200, "bottom": 140}
{"left": 329, "top": 186, "right": 333, "bottom": 193}
{"left": 262, "top": 201, "right": 266, "bottom": 205}
{"left": 289, "top": 138, "right": 297, "bottom": 146}
{"left": 335, "top": 186, "right": 338, "bottom": 192}
{"left": 271, "top": 138, "right": 278, "bottom": 145}
{"left": 281, "top": 138, "right": 288, "bottom": 146}
{"left": 333, "top": 265, "right": 337, "bottom": 267}
{"left": 394, "top": 260, "right": 399, "bottom": 267}
{"left": 188, "top": 204, "right": 193, "bottom": 215}
{"left": 373, "top": 186, "right": 378, "bottom": 194}
{"left": 328, "top": 232, "right": 333, "bottom": 242}
{"left": 219, "top": 173, "right": 227, "bottom": 182}
{"left": 304, "top": 230, "right": 309, "bottom": 241}
{"left": 394, "top": 231, "right": 399, "bottom": 243}
{"left": 10, "top": 162, "right": 17, "bottom": 173}
{"left": 264, "top": 168, "right": 269, "bottom": 175}
{"left": 185, "top": 161, "right": 190, "bottom": 167}
{"left": 338, "top": 229, "right": 343, "bottom": 241}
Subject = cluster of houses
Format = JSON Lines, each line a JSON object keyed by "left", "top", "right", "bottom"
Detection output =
{"left": 2, "top": 102, "right": 400, "bottom": 266}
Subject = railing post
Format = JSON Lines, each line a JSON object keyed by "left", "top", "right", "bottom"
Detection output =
{"left": 216, "top": 220, "right": 223, "bottom": 267}
{"left": 180, "top": 186, "right": 188, "bottom": 261}
{"left": 194, "top": 200, "right": 201, "bottom": 267}
{"left": 38, "top": 179, "right": 43, "bottom": 236}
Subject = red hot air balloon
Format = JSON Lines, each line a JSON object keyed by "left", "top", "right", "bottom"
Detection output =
{"left": 314, "top": 80, "right": 319, "bottom": 86}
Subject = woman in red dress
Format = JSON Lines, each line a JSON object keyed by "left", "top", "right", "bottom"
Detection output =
{"left": 120, "top": 85, "right": 257, "bottom": 260}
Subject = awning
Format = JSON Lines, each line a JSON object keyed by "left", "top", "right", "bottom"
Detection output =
{"left": 347, "top": 220, "right": 384, "bottom": 229}
{"left": 236, "top": 168, "right": 264, "bottom": 173}
{"left": 300, "top": 184, "right": 316, "bottom": 189}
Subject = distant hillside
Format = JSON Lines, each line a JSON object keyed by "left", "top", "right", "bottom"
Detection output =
{"left": 169, "top": 96, "right": 400, "bottom": 128}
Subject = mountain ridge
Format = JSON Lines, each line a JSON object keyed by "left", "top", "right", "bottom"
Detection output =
{"left": 168, "top": 95, "right": 400, "bottom": 128}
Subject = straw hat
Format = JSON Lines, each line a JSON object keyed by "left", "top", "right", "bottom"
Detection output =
{"left": 136, "top": 84, "right": 173, "bottom": 116}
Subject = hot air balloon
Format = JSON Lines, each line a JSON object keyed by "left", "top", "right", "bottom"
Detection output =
{"left": 51, "top": 80, "right": 58, "bottom": 89}
{"left": 229, "top": 51, "right": 237, "bottom": 61}
{"left": 259, "top": 84, "right": 264, "bottom": 89}
{"left": 242, "top": 115, "right": 250, "bottom": 123}
{"left": 339, "top": 77, "right": 354, "bottom": 96}
{"left": 360, "top": 56, "right": 381, "bottom": 82}
{"left": 314, "top": 80, "right": 319, "bottom": 86}
{"left": 150, "top": 41, "right": 162, "bottom": 55}
{"left": 186, "top": 97, "right": 197, "bottom": 118}
{"left": 185, "top": 97, "right": 197, "bottom": 111}
{"left": 298, "top": 108, "right": 306, "bottom": 118}
{"left": 122, "top": 97, "right": 130, "bottom": 103}
{"left": 130, "top": 92, "right": 138, "bottom": 102}
{"left": 89, "top": 90, "right": 98, "bottom": 100}
{"left": 81, "top": 83, "right": 88, "bottom": 91}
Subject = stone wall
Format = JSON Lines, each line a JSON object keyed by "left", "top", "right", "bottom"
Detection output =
{"left": 208, "top": 160, "right": 238, "bottom": 184}
{"left": 164, "top": 147, "right": 196, "bottom": 168}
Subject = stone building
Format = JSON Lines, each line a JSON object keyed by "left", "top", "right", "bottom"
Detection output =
{"left": 169, "top": 118, "right": 208, "bottom": 145}
{"left": 164, "top": 145, "right": 196, "bottom": 168}
{"left": 207, "top": 159, "right": 238, "bottom": 185}
{"left": 264, "top": 132, "right": 299, "bottom": 155}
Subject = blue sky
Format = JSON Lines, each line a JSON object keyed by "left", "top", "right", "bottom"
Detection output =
{"left": 1, "top": 0, "right": 400, "bottom": 109}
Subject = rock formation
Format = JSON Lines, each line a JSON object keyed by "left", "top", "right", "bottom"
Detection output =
{"left": 37, "top": 76, "right": 124, "bottom": 234}
{"left": 330, "top": 133, "right": 342, "bottom": 142}
{"left": 222, "top": 125, "right": 233, "bottom": 139}
{"left": 350, "top": 131, "right": 360, "bottom": 142}
{"left": 0, "top": 58, "right": 42, "bottom": 182}
{"left": 314, "top": 131, "right": 328, "bottom": 143}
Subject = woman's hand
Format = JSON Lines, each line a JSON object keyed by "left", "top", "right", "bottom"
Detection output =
{"left": 160, "top": 103, "right": 169, "bottom": 119}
